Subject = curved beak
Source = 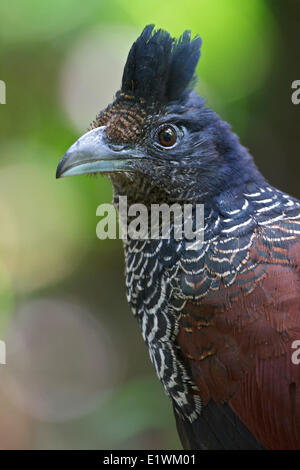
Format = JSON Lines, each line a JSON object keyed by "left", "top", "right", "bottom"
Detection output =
{"left": 56, "top": 126, "right": 142, "bottom": 178}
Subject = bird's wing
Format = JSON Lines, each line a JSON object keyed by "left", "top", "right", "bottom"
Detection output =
{"left": 175, "top": 220, "right": 300, "bottom": 449}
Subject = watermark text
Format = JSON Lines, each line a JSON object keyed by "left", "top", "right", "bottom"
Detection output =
{"left": 291, "top": 80, "right": 300, "bottom": 105}
{"left": 96, "top": 196, "right": 204, "bottom": 250}
{"left": 0, "top": 80, "right": 6, "bottom": 104}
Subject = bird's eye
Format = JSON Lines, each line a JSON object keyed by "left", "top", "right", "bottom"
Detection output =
{"left": 157, "top": 125, "right": 177, "bottom": 148}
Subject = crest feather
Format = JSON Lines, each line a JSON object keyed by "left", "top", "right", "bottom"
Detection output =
{"left": 121, "top": 25, "right": 202, "bottom": 104}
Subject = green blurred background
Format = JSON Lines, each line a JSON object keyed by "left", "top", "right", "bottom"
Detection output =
{"left": 0, "top": 0, "right": 299, "bottom": 449}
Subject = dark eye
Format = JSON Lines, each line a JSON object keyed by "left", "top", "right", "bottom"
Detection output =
{"left": 157, "top": 125, "right": 177, "bottom": 147}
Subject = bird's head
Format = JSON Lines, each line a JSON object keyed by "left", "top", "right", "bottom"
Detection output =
{"left": 57, "top": 25, "right": 261, "bottom": 203}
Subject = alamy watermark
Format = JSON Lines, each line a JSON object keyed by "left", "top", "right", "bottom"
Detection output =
{"left": 96, "top": 196, "right": 204, "bottom": 250}
{"left": 0, "top": 340, "right": 6, "bottom": 365}
{"left": 291, "top": 340, "right": 300, "bottom": 365}
{"left": 0, "top": 80, "right": 6, "bottom": 104}
{"left": 291, "top": 80, "right": 300, "bottom": 105}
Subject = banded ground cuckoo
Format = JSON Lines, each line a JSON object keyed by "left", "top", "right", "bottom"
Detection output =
{"left": 56, "top": 26, "right": 300, "bottom": 450}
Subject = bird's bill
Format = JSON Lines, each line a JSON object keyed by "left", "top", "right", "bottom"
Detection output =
{"left": 56, "top": 126, "right": 141, "bottom": 178}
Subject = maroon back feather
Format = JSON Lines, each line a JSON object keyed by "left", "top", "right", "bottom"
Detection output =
{"left": 177, "top": 221, "right": 300, "bottom": 449}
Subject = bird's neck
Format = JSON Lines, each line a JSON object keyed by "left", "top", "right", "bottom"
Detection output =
{"left": 110, "top": 173, "right": 176, "bottom": 207}
{"left": 110, "top": 151, "right": 267, "bottom": 209}
{"left": 110, "top": 167, "right": 298, "bottom": 258}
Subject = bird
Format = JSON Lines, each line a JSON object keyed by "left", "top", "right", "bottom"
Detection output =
{"left": 56, "top": 25, "right": 300, "bottom": 450}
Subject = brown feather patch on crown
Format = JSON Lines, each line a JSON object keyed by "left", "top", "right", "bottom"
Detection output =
{"left": 91, "top": 94, "right": 157, "bottom": 144}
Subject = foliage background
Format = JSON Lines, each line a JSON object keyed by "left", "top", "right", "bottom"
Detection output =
{"left": 0, "top": 0, "right": 299, "bottom": 449}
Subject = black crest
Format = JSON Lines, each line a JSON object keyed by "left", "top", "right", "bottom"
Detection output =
{"left": 121, "top": 25, "right": 202, "bottom": 104}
